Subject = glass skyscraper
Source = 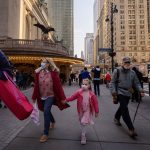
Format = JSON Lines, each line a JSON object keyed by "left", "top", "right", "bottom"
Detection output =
{"left": 47, "top": 0, "right": 74, "bottom": 56}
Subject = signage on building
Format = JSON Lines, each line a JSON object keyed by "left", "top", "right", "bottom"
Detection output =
{"left": 98, "top": 48, "right": 112, "bottom": 52}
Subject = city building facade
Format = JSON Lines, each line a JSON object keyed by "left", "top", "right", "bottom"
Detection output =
{"left": 84, "top": 33, "right": 94, "bottom": 65}
{"left": 0, "top": 0, "right": 83, "bottom": 79}
{"left": 94, "top": 0, "right": 150, "bottom": 75}
{"left": 47, "top": 0, "right": 74, "bottom": 56}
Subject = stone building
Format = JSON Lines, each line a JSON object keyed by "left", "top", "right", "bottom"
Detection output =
{"left": 94, "top": 0, "right": 150, "bottom": 75}
{"left": 0, "top": 0, "right": 83, "bottom": 79}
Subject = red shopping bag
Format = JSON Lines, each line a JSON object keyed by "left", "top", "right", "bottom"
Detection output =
{"left": 0, "top": 72, "right": 33, "bottom": 120}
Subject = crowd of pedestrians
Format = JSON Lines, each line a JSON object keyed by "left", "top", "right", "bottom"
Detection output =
{"left": 14, "top": 71, "right": 34, "bottom": 90}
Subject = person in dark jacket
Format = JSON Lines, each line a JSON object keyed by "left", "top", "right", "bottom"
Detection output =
{"left": 81, "top": 67, "right": 91, "bottom": 80}
{"left": 92, "top": 66, "right": 101, "bottom": 96}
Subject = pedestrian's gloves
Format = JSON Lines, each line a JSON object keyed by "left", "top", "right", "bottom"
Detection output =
{"left": 112, "top": 92, "right": 117, "bottom": 97}
{"left": 112, "top": 92, "right": 118, "bottom": 104}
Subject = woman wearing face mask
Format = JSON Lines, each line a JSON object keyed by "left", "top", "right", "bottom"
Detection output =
{"left": 62, "top": 78, "right": 99, "bottom": 145}
{"left": 32, "top": 58, "right": 69, "bottom": 143}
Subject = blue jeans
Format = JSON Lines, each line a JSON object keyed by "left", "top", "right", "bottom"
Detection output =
{"left": 43, "top": 97, "right": 55, "bottom": 135}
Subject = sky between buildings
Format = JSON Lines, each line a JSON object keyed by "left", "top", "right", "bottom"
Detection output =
{"left": 74, "top": 0, "right": 94, "bottom": 58}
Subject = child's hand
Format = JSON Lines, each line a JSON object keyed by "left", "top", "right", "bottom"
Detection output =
{"left": 95, "top": 113, "right": 99, "bottom": 118}
{"left": 62, "top": 100, "right": 67, "bottom": 104}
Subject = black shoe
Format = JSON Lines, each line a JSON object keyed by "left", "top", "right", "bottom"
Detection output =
{"left": 114, "top": 118, "right": 122, "bottom": 126}
{"left": 129, "top": 129, "right": 138, "bottom": 137}
{"left": 4, "top": 105, "right": 7, "bottom": 109}
{"left": 0, "top": 104, "right": 2, "bottom": 109}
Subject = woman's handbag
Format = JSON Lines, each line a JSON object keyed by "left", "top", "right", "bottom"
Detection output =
{"left": 0, "top": 72, "right": 33, "bottom": 120}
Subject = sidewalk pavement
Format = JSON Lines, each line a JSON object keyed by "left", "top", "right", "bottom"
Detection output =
{"left": 1, "top": 84, "right": 150, "bottom": 150}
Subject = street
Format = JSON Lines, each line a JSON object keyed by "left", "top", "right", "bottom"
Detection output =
{"left": 1, "top": 84, "right": 150, "bottom": 150}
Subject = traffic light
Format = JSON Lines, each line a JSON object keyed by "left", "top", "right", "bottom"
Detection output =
{"left": 109, "top": 52, "right": 116, "bottom": 57}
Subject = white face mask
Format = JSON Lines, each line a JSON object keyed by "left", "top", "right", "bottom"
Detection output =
{"left": 81, "top": 84, "right": 89, "bottom": 90}
{"left": 41, "top": 62, "right": 46, "bottom": 69}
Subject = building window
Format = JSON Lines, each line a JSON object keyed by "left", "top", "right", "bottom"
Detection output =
{"left": 140, "top": 30, "right": 145, "bottom": 34}
{"left": 140, "top": 20, "right": 144, "bottom": 24}
{"left": 120, "top": 15, "right": 125, "bottom": 19}
{"left": 120, "top": 0, "right": 124, "bottom": 3}
{"left": 139, "top": 0, "right": 143, "bottom": 3}
{"left": 121, "top": 41, "right": 125, "bottom": 45}
{"left": 120, "top": 10, "right": 124, "bottom": 14}
{"left": 121, "top": 20, "right": 125, "bottom": 24}
{"left": 121, "top": 36, "right": 125, "bottom": 40}
{"left": 139, "top": 5, "right": 144, "bottom": 8}
{"left": 120, "top": 5, "right": 124, "bottom": 9}
{"left": 129, "top": 53, "right": 132, "bottom": 56}
{"left": 140, "top": 25, "right": 144, "bottom": 29}
{"left": 139, "top": 10, "right": 144, "bottom": 14}
{"left": 121, "top": 25, "right": 125, "bottom": 29}
{"left": 140, "top": 35, "right": 145, "bottom": 39}
{"left": 140, "top": 41, "right": 145, "bottom": 45}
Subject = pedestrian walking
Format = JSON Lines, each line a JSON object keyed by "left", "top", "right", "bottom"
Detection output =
{"left": 81, "top": 67, "right": 91, "bottom": 80}
{"left": 78, "top": 70, "right": 83, "bottom": 88}
{"left": 105, "top": 71, "right": 111, "bottom": 88}
{"left": 110, "top": 57, "right": 145, "bottom": 137}
{"left": 91, "top": 66, "right": 101, "bottom": 96}
{"left": 32, "top": 58, "right": 69, "bottom": 143}
{"left": 62, "top": 78, "right": 99, "bottom": 145}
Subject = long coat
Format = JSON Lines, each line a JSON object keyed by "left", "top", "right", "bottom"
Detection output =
{"left": 32, "top": 71, "right": 69, "bottom": 111}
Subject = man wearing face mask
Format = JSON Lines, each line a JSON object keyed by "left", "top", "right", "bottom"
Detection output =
{"left": 110, "top": 57, "right": 145, "bottom": 137}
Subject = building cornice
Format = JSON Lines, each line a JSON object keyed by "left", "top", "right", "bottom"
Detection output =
{"left": 24, "top": 0, "right": 49, "bottom": 26}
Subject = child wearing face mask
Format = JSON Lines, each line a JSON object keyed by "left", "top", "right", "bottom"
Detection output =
{"left": 62, "top": 78, "right": 99, "bottom": 145}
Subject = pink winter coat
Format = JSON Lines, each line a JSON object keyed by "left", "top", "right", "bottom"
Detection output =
{"left": 66, "top": 89, "right": 99, "bottom": 115}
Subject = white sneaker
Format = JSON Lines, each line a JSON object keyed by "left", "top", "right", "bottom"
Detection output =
{"left": 81, "top": 135, "right": 86, "bottom": 145}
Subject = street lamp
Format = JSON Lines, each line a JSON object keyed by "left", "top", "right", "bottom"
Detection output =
{"left": 105, "top": 3, "right": 118, "bottom": 72}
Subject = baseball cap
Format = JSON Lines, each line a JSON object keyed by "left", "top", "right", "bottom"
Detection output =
{"left": 122, "top": 57, "right": 131, "bottom": 63}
